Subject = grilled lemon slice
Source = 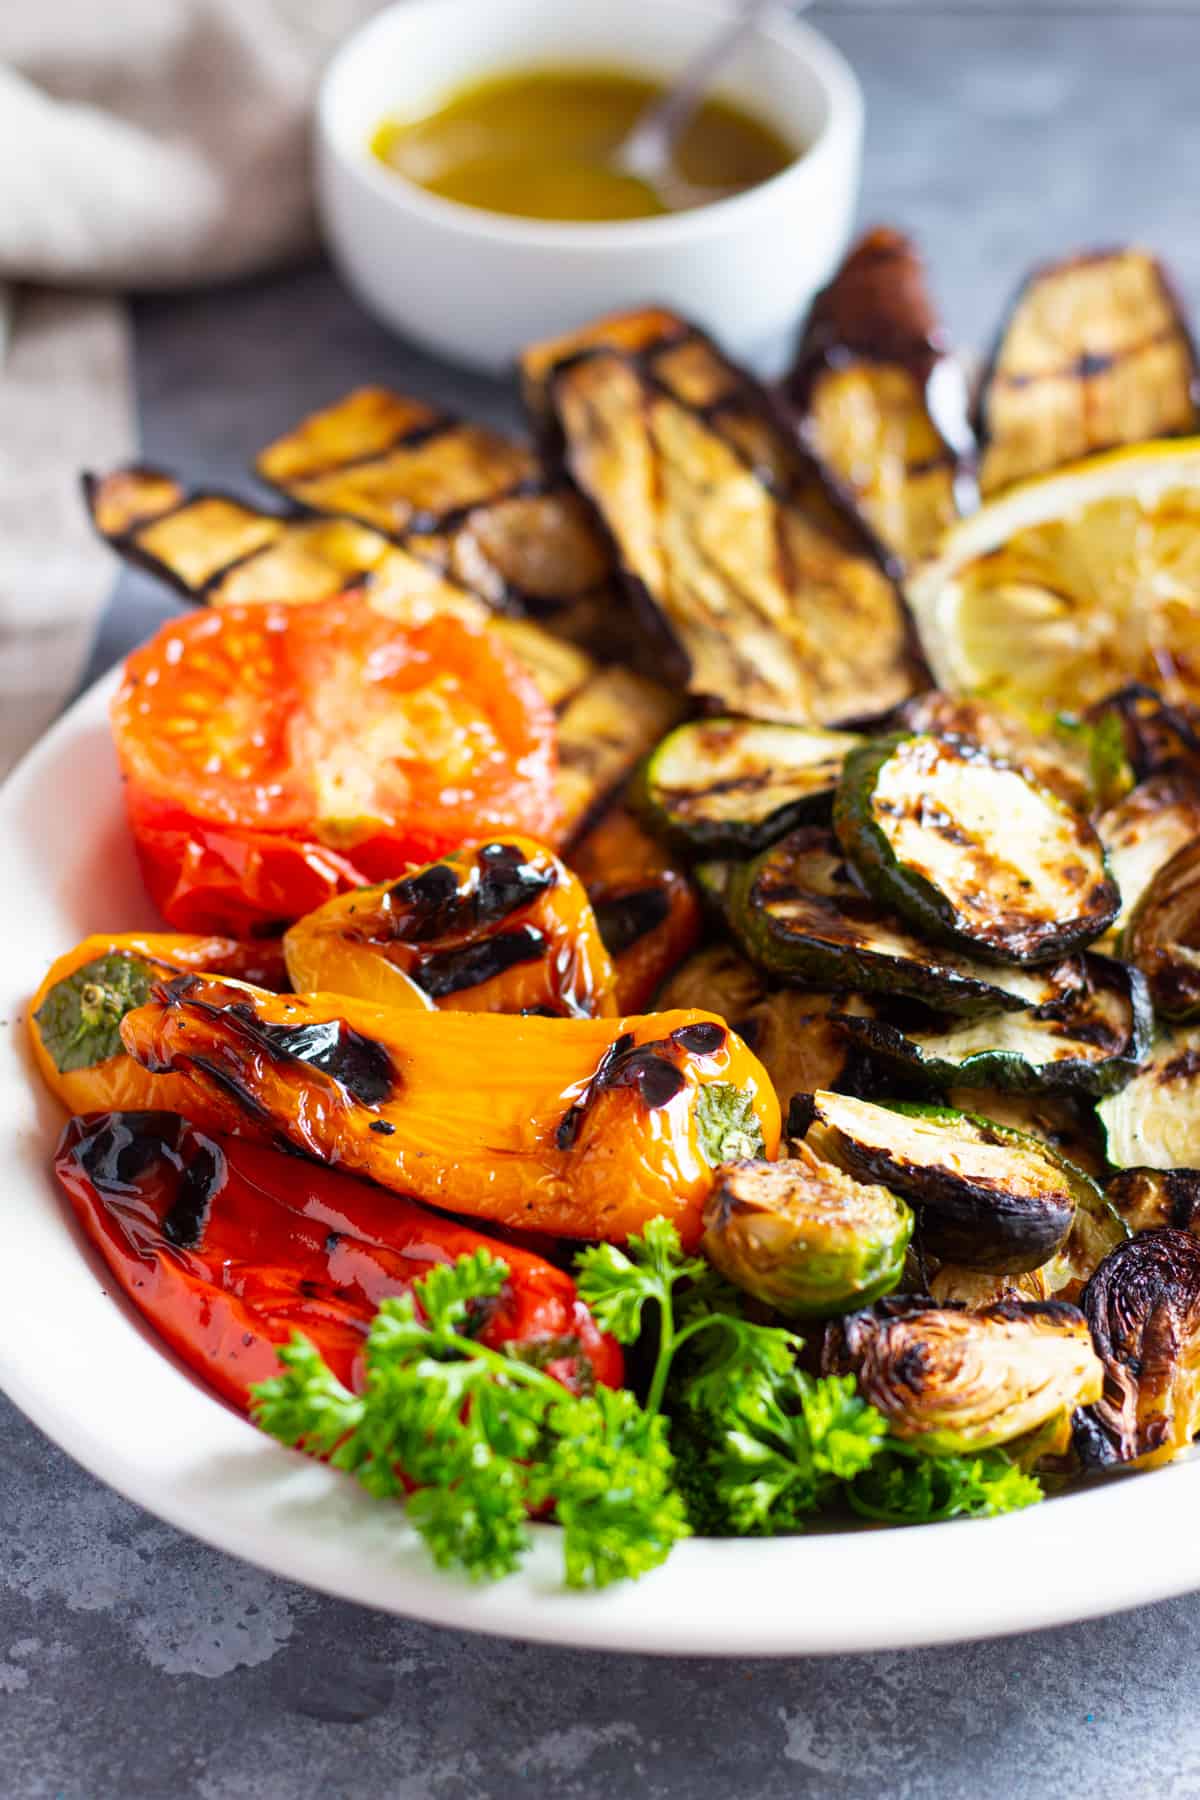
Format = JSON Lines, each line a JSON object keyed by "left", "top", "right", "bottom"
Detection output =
{"left": 907, "top": 440, "right": 1200, "bottom": 720}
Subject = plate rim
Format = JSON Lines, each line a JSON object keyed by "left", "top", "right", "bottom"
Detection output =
{"left": 2, "top": 666, "right": 1198, "bottom": 1658}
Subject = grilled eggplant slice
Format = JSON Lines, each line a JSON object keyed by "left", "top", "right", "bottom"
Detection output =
{"left": 84, "top": 466, "right": 484, "bottom": 612}
{"left": 1108, "top": 1167, "right": 1200, "bottom": 1236}
{"left": 824, "top": 1295, "right": 1103, "bottom": 1455}
{"left": 656, "top": 945, "right": 872, "bottom": 1103}
{"left": 834, "top": 733, "right": 1118, "bottom": 963}
{"left": 784, "top": 228, "right": 972, "bottom": 565}
{"left": 975, "top": 248, "right": 1199, "bottom": 497}
{"left": 1125, "top": 839, "right": 1200, "bottom": 1019}
{"left": 1097, "top": 1024, "right": 1200, "bottom": 1169}
{"left": 554, "top": 668, "right": 686, "bottom": 845}
{"left": 701, "top": 1151, "right": 913, "bottom": 1316}
{"left": 796, "top": 1091, "right": 1093, "bottom": 1273}
{"left": 567, "top": 803, "right": 701, "bottom": 1011}
{"left": 634, "top": 718, "right": 862, "bottom": 854}
{"left": 534, "top": 318, "right": 916, "bottom": 725}
{"left": 255, "top": 387, "right": 628, "bottom": 653}
{"left": 1074, "top": 1229, "right": 1200, "bottom": 1470}
{"left": 841, "top": 954, "right": 1151, "bottom": 1098}
{"left": 728, "top": 825, "right": 1092, "bottom": 1015}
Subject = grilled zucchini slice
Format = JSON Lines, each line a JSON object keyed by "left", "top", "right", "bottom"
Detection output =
{"left": 730, "top": 825, "right": 1094, "bottom": 1015}
{"left": 1097, "top": 770, "right": 1200, "bottom": 945}
{"left": 975, "top": 247, "right": 1199, "bottom": 497}
{"left": 795, "top": 1091, "right": 1096, "bottom": 1274}
{"left": 541, "top": 331, "right": 916, "bottom": 726}
{"left": 634, "top": 718, "right": 863, "bottom": 854}
{"left": 841, "top": 955, "right": 1152, "bottom": 1097}
{"left": 1097, "top": 1024, "right": 1200, "bottom": 1169}
{"left": 784, "top": 228, "right": 973, "bottom": 565}
{"left": 701, "top": 1150, "right": 913, "bottom": 1316}
{"left": 1125, "top": 839, "right": 1200, "bottom": 1019}
{"left": 894, "top": 691, "right": 1098, "bottom": 813}
{"left": 834, "top": 733, "right": 1118, "bottom": 963}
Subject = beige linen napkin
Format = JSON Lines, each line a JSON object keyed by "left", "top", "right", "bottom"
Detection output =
{"left": 0, "top": 0, "right": 383, "bottom": 775}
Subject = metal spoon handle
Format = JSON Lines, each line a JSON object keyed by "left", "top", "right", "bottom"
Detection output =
{"left": 618, "top": 0, "right": 787, "bottom": 180}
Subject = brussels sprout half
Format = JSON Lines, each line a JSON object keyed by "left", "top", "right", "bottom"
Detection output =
{"left": 824, "top": 1296, "right": 1104, "bottom": 1455}
{"left": 1074, "top": 1230, "right": 1200, "bottom": 1471}
{"left": 1125, "top": 839, "right": 1200, "bottom": 1019}
{"left": 701, "top": 1154, "right": 913, "bottom": 1317}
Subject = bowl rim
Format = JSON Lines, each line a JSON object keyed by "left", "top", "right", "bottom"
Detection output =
{"left": 316, "top": 0, "right": 864, "bottom": 252}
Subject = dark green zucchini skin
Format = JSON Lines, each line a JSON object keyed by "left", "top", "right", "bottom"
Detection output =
{"left": 833, "top": 733, "right": 1119, "bottom": 965}
{"left": 726, "top": 827, "right": 1083, "bottom": 1017}
{"left": 835, "top": 956, "right": 1152, "bottom": 1098}
{"left": 797, "top": 1094, "right": 1090, "bottom": 1274}
{"left": 632, "top": 719, "right": 859, "bottom": 855}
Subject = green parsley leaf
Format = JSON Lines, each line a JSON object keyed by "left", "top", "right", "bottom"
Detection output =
{"left": 847, "top": 1445, "right": 1043, "bottom": 1524}
{"left": 693, "top": 1082, "right": 766, "bottom": 1168}
{"left": 574, "top": 1217, "right": 705, "bottom": 1345}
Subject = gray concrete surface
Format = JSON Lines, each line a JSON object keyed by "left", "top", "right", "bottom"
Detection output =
{"left": 10, "top": 6, "right": 1200, "bottom": 1795}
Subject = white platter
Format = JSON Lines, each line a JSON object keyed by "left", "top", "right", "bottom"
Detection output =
{"left": 2, "top": 667, "right": 1198, "bottom": 1657}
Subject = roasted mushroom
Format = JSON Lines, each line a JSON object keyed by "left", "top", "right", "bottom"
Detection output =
{"left": 783, "top": 227, "right": 973, "bottom": 564}
{"left": 824, "top": 1296, "right": 1104, "bottom": 1454}
{"left": 1074, "top": 1230, "right": 1200, "bottom": 1470}
{"left": 975, "top": 247, "right": 1199, "bottom": 496}
{"left": 795, "top": 1090, "right": 1093, "bottom": 1274}
{"left": 701, "top": 1150, "right": 913, "bottom": 1316}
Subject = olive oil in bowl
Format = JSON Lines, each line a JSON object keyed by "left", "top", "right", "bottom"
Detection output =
{"left": 370, "top": 67, "right": 798, "bottom": 222}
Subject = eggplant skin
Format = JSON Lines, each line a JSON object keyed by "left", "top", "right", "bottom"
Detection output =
{"left": 974, "top": 248, "right": 1200, "bottom": 497}
{"left": 833, "top": 733, "right": 1119, "bottom": 966}
{"left": 784, "top": 228, "right": 973, "bottom": 565}
{"left": 1074, "top": 1229, "right": 1200, "bottom": 1471}
{"left": 824, "top": 1294, "right": 1104, "bottom": 1455}
{"left": 1125, "top": 839, "right": 1200, "bottom": 1019}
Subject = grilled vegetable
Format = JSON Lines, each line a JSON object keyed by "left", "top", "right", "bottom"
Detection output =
{"left": 894, "top": 691, "right": 1096, "bottom": 813}
{"left": 975, "top": 248, "right": 1198, "bottom": 497}
{"left": 1097, "top": 771, "right": 1200, "bottom": 945}
{"left": 535, "top": 316, "right": 916, "bottom": 725}
{"left": 1087, "top": 683, "right": 1200, "bottom": 785}
{"left": 29, "top": 933, "right": 288, "bottom": 1120}
{"left": 1074, "top": 1230, "right": 1200, "bottom": 1470}
{"left": 84, "top": 465, "right": 482, "bottom": 614}
{"left": 944, "top": 1089, "right": 1108, "bottom": 1180}
{"left": 701, "top": 1151, "right": 913, "bottom": 1316}
{"left": 1097, "top": 1024, "right": 1200, "bottom": 1168}
{"left": 567, "top": 804, "right": 701, "bottom": 1011}
{"left": 928, "top": 1267, "right": 1055, "bottom": 1309}
{"left": 283, "top": 837, "right": 618, "bottom": 1017}
{"left": 783, "top": 228, "right": 972, "bottom": 565}
{"left": 110, "top": 593, "right": 560, "bottom": 935}
{"left": 824, "top": 1295, "right": 1104, "bottom": 1454}
{"left": 1125, "top": 840, "right": 1200, "bottom": 1018}
{"left": 795, "top": 1091, "right": 1092, "bottom": 1273}
{"left": 657, "top": 945, "right": 869, "bottom": 1103}
{"left": 56, "top": 1111, "right": 621, "bottom": 1412}
{"left": 834, "top": 733, "right": 1118, "bottom": 963}
{"left": 554, "top": 666, "right": 685, "bottom": 844}
{"left": 840, "top": 955, "right": 1151, "bottom": 1097}
{"left": 1108, "top": 1167, "right": 1200, "bottom": 1236}
{"left": 728, "top": 826, "right": 1090, "bottom": 1015}
{"left": 634, "top": 718, "right": 862, "bottom": 854}
{"left": 118, "top": 976, "right": 780, "bottom": 1248}
{"left": 254, "top": 386, "right": 628, "bottom": 654}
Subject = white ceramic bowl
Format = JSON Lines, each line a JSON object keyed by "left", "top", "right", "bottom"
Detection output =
{"left": 316, "top": 0, "right": 863, "bottom": 374}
